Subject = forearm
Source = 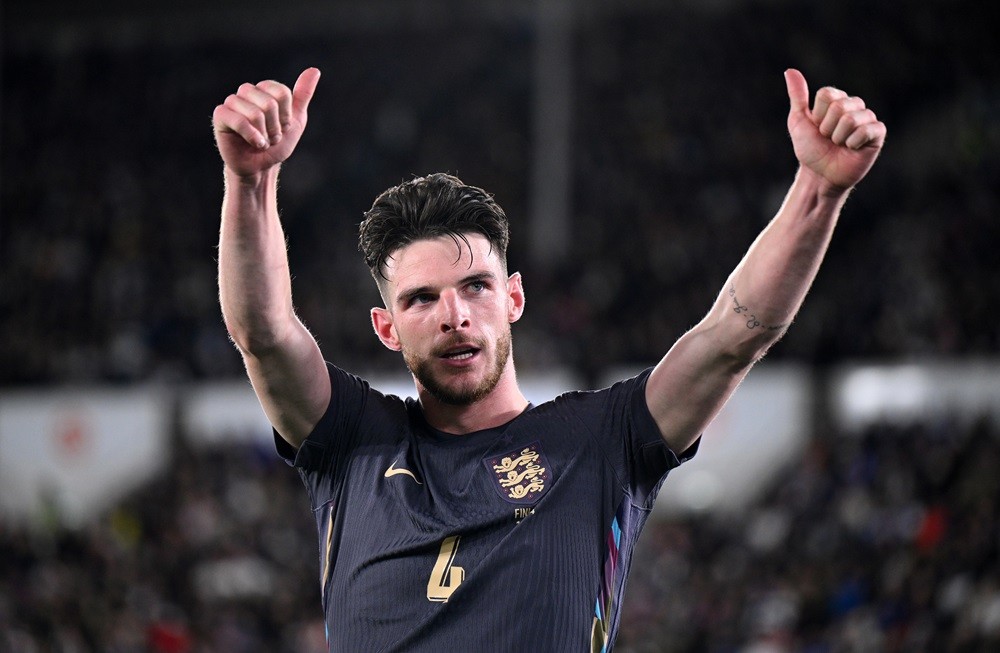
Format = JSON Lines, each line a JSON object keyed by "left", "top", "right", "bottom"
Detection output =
{"left": 218, "top": 166, "right": 297, "bottom": 353}
{"left": 646, "top": 70, "right": 884, "bottom": 452}
{"left": 704, "top": 166, "right": 849, "bottom": 364}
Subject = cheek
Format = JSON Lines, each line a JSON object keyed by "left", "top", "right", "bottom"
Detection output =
{"left": 486, "top": 304, "right": 510, "bottom": 329}
{"left": 393, "top": 316, "right": 432, "bottom": 346}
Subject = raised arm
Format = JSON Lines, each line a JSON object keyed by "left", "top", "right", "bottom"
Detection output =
{"left": 646, "top": 69, "right": 886, "bottom": 454}
{"left": 214, "top": 68, "right": 330, "bottom": 448}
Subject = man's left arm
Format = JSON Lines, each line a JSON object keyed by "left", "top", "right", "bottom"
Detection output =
{"left": 646, "top": 68, "right": 887, "bottom": 454}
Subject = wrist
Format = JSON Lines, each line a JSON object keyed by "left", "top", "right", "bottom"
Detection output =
{"left": 797, "top": 166, "right": 852, "bottom": 202}
{"left": 223, "top": 164, "right": 280, "bottom": 191}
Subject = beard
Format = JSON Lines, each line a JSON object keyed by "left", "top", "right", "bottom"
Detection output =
{"left": 403, "top": 328, "right": 512, "bottom": 406}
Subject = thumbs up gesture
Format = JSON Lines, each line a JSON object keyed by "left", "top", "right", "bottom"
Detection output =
{"left": 784, "top": 68, "right": 886, "bottom": 196}
{"left": 212, "top": 68, "right": 322, "bottom": 179}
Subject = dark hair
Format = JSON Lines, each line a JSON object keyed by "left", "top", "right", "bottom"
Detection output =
{"left": 359, "top": 173, "right": 510, "bottom": 282}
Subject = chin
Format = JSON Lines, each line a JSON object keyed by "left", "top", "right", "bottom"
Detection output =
{"left": 406, "top": 330, "right": 512, "bottom": 407}
{"left": 424, "top": 375, "right": 495, "bottom": 406}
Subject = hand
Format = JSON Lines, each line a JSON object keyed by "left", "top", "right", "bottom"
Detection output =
{"left": 784, "top": 68, "right": 886, "bottom": 196}
{"left": 212, "top": 68, "right": 321, "bottom": 179}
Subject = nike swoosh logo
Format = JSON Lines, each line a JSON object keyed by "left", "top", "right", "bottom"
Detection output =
{"left": 385, "top": 461, "right": 422, "bottom": 484}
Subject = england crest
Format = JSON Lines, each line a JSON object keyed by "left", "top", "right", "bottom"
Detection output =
{"left": 484, "top": 442, "right": 551, "bottom": 504}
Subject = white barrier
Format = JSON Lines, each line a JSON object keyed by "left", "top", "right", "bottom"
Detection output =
{"left": 0, "top": 385, "right": 170, "bottom": 528}
{"left": 831, "top": 360, "right": 1000, "bottom": 432}
{"left": 603, "top": 364, "right": 812, "bottom": 516}
{"left": 3, "top": 360, "right": 998, "bottom": 527}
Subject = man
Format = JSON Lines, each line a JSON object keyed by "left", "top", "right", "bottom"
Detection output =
{"left": 213, "top": 67, "right": 884, "bottom": 651}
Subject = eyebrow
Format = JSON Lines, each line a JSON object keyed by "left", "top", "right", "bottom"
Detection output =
{"left": 395, "top": 271, "right": 499, "bottom": 307}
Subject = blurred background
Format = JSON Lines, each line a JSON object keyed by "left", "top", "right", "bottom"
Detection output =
{"left": 2, "top": 0, "right": 998, "bottom": 651}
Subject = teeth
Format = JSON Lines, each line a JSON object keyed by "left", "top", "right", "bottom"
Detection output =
{"left": 445, "top": 350, "right": 475, "bottom": 360}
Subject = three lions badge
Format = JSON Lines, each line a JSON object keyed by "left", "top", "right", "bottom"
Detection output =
{"left": 484, "top": 442, "right": 551, "bottom": 504}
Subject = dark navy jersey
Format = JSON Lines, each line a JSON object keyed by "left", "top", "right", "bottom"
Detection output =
{"left": 276, "top": 363, "right": 696, "bottom": 652}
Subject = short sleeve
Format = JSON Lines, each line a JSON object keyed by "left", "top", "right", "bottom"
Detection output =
{"left": 273, "top": 363, "right": 372, "bottom": 473}
{"left": 625, "top": 369, "right": 699, "bottom": 507}
{"left": 564, "top": 368, "right": 698, "bottom": 510}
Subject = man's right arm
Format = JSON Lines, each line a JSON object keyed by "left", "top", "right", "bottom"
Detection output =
{"left": 214, "top": 68, "right": 329, "bottom": 449}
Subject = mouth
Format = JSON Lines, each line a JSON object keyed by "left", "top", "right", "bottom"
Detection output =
{"left": 438, "top": 344, "right": 482, "bottom": 362}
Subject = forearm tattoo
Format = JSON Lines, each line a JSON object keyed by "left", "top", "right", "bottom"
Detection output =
{"left": 728, "top": 285, "right": 787, "bottom": 332}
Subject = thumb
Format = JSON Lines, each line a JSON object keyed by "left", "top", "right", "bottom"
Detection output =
{"left": 292, "top": 67, "right": 322, "bottom": 116}
{"left": 784, "top": 68, "right": 809, "bottom": 115}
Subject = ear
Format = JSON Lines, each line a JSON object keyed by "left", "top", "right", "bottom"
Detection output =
{"left": 371, "top": 307, "right": 401, "bottom": 351}
{"left": 506, "top": 272, "right": 525, "bottom": 323}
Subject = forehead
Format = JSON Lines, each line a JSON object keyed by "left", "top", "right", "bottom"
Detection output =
{"left": 382, "top": 234, "right": 504, "bottom": 288}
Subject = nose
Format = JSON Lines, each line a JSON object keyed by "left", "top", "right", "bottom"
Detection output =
{"left": 439, "top": 289, "right": 471, "bottom": 332}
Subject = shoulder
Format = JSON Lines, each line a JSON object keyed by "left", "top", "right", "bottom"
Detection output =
{"left": 539, "top": 368, "right": 653, "bottom": 413}
{"left": 317, "top": 363, "right": 414, "bottom": 442}
{"left": 328, "top": 364, "right": 409, "bottom": 409}
{"left": 278, "top": 365, "right": 414, "bottom": 471}
{"left": 513, "top": 369, "right": 655, "bottom": 440}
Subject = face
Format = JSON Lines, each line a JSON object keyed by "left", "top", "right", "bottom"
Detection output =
{"left": 371, "top": 234, "right": 524, "bottom": 406}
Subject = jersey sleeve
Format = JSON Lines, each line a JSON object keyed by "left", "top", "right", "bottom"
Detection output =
{"left": 273, "top": 362, "right": 372, "bottom": 475}
{"left": 630, "top": 368, "right": 698, "bottom": 506}
{"left": 577, "top": 368, "right": 698, "bottom": 509}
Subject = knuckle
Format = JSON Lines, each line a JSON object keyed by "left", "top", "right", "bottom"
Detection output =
{"left": 840, "top": 112, "right": 861, "bottom": 130}
{"left": 843, "top": 109, "right": 876, "bottom": 132}
{"left": 818, "top": 87, "right": 842, "bottom": 101}
{"left": 258, "top": 80, "right": 290, "bottom": 100}
{"left": 838, "top": 98, "right": 864, "bottom": 115}
{"left": 821, "top": 110, "right": 841, "bottom": 128}
{"left": 231, "top": 113, "right": 251, "bottom": 130}
{"left": 233, "top": 109, "right": 261, "bottom": 131}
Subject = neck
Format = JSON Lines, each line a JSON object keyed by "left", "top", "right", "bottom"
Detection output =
{"left": 416, "top": 363, "right": 528, "bottom": 435}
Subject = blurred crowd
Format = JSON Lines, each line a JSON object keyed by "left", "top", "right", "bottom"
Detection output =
{"left": 2, "top": 0, "right": 998, "bottom": 388}
{"left": 3, "top": 415, "right": 998, "bottom": 652}
{"left": 619, "top": 417, "right": 1000, "bottom": 653}
{"left": 0, "top": 437, "right": 327, "bottom": 653}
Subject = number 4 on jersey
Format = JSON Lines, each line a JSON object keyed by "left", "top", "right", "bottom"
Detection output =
{"left": 427, "top": 535, "right": 464, "bottom": 602}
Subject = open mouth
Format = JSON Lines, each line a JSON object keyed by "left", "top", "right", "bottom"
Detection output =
{"left": 441, "top": 347, "right": 479, "bottom": 361}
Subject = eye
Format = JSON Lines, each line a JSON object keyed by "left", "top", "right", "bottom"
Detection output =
{"left": 468, "top": 280, "right": 487, "bottom": 293}
{"left": 408, "top": 293, "right": 434, "bottom": 306}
